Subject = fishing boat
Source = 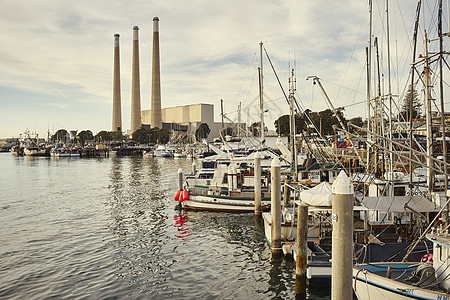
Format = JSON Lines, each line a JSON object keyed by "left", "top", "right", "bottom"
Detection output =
{"left": 179, "top": 161, "right": 272, "bottom": 213}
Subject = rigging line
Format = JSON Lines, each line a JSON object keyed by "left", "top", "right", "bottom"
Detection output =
{"left": 341, "top": 99, "right": 369, "bottom": 109}
{"left": 350, "top": 64, "right": 367, "bottom": 109}
{"left": 232, "top": 50, "right": 258, "bottom": 106}
{"left": 223, "top": 96, "right": 285, "bottom": 118}
{"left": 426, "top": 0, "right": 440, "bottom": 36}
{"left": 417, "top": 256, "right": 450, "bottom": 289}
{"left": 234, "top": 52, "right": 257, "bottom": 110}
{"left": 318, "top": 78, "right": 366, "bottom": 96}
{"left": 262, "top": 46, "right": 290, "bottom": 107}
{"left": 262, "top": 46, "right": 307, "bottom": 119}
{"left": 293, "top": 91, "right": 308, "bottom": 113}
{"left": 394, "top": 0, "right": 415, "bottom": 59}
{"left": 335, "top": 0, "right": 370, "bottom": 102}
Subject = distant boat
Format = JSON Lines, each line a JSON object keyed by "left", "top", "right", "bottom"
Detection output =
{"left": 24, "top": 145, "right": 48, "bottom": 156}
{"left": 50, "top": 147, "right": 80, "bottom": 157}
{"left": 161, "top": 150, "right": 173, "bottom": 158}
{"left": 173, "top": 151, "right": 186, "bottom": 158}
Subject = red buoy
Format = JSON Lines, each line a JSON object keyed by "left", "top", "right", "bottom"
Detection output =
{"left": 180, "top": 189, "right": 189, "bottom": 202}
{"left": 174, "top": 189, "right": 182, "bottom": 201}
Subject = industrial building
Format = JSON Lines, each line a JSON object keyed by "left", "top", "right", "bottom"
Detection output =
{"left": 142, "top": 103, "right": 235, "bottom": 141}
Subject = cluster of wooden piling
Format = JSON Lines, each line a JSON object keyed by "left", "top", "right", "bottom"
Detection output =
{"left": 252, "top": 155, "right": 354, "bottom": 299}
{"left": 177, "top": 154, "right": 355, "bottom": 298}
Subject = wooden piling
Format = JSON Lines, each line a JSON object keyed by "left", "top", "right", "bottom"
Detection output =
{"left": 271, "top": 158, "right": 282, "bottom": 254}
{"left": 331, "top": 170, "right": 354, "bottom": 300}
{"left": 177, "top": 168, "right": 183, "bottom": 190}
{"left": 254, "top": 152, "right": 262, "bottom": 215}
{"left": 295, "top": 203, "right": 309, "bottom": 297}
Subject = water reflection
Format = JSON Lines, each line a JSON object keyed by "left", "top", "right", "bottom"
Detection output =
{"left": 1, "top": 154, "right": 331, "bottom": 298}
{"left": 173, "top": 213, "right": 192, "bottom": 244}
{"left": 106, "top": 156, "right": 179, "bottom": 297}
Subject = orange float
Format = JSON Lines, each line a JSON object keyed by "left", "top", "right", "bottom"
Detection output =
{"left": 180, "top": 189, "right": 189, "bottom": 202}
{"left": 174, "top": 189, "right": 182, "bottom": 201}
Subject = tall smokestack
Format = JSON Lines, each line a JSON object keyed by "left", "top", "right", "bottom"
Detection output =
{"left": 112, "top": 33, "right": 122, "bottom": 132}
{"left": 131, "top": 26, "right": 142, "bottom": 134}
{"left": 151, "top": 17, "right": 162, "bottom": 128}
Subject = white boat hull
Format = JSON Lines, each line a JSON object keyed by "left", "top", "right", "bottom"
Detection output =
{"left": 353, "top": 263, "right": 448, "bottom": 300}
{"left": 51, "top": 152, "right": 80, "bottom": 157}
{"left": 181, "top": 194, "right": 270, "bottom": 213}
{"left": 261, "top": 212, "right": 321, "bottom": 244}
{"left": 262, "top": 212, "right": 298, "bottom": 242}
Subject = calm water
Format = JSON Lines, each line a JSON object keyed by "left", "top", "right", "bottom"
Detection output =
{"left": 0, "top": 153, "right": 330, "bottom": 299}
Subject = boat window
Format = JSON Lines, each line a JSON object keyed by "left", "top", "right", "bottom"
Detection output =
{"left": 394, "top": 186, "right": 405, "bottom": 196}
{"left": 199, "top": 174, "right": 214, "bottom": 179}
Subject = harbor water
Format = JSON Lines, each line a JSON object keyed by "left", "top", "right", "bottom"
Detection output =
{"left": 0, "top": 153, "right": 330, "bottom": 299}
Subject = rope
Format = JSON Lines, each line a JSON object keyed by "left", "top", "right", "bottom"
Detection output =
{"left": 354, "top": 268, "right": 369, "bottom": 293}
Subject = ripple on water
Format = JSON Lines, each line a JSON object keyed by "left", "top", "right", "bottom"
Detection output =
{"left": 0, "top": 156, "right": 325, "bottom": 299}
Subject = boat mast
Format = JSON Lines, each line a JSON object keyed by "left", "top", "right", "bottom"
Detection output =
{"left": 259, "top": 41, "right": 265, "bottom": 149}
{"left": 424, "top": 31, "right": 435, "bottom": 194}
{"left": 386, "top": 0, "right": 394, "bottom": 184}
{"left": 221, "top": 99, "right": 225, "bottom": 136}
{"left": 367, "top": 0, "right": 373, "bottom": 174}
{"left": 438, "top": 0, "right": 448, "bottom": 224}
{"left": 289, "top": 68, "right": 298, "bottom": 180}
{"left": 238, "top": 102, "right": 241, "bottom": 138}
{"left": 374, "top": 37, "right": 383, "bottom": 177}
{"left": 409, "top": 0, "right": 421, "bottom": 186}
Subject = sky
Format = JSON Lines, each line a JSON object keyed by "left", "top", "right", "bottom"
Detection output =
{"left": 0, "top": 0, "right": 444, "bottom": 138}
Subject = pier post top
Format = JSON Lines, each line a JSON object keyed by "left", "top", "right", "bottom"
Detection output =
{"left": 254, "top": 152, "right": 261, "bottom": 159}
{"left": 178, "top": 168, "right": 183, "bottom": 173}
{"left": 332, "top": 170, "right": 353, "bottom": 195}
{"left": 271, "top": 158, "right": 280, "bottom": 168}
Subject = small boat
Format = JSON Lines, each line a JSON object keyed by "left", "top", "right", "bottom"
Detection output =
{"left": 161, "top": 149, "right": 174, "bottom": 158}
{"left": 50, "top": 147, "right": 80, "bottom": 157}
{"left": 143, "top": 150, "right": 154, "bottom": 157}
{"left": 353, "top": 230, "right": 450, "bottom": 299}
{"left": 181, "top": 191, "right": 270, "bottom": 213}
{"left": 173, "top": 151, "right": 186, "bottom": 158}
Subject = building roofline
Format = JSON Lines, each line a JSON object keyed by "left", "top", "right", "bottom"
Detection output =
{"left": 142, "top": 103, "right": 214, "bottom": 112}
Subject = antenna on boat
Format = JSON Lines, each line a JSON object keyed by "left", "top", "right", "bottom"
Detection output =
{"left": 258, "top": 41, "right": 265, "bottom": 149}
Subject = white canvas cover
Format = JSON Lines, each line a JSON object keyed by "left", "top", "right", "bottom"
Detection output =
{"left": 362, "top": 195, "right": 439, "bottom": 213}
{"left": 300, "top": 182, "right": 332, "bottom": 207}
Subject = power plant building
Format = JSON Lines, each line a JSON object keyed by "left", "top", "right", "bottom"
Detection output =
{"left": 141, "top": 104, "right": 232, "bottom": 140}
{"left": 114, "top": 19, "right": 235, "bottom": 140}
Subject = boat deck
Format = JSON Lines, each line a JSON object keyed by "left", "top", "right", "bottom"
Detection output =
{"left": 354, "top": 263, "right": 448, "bottom": 293}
